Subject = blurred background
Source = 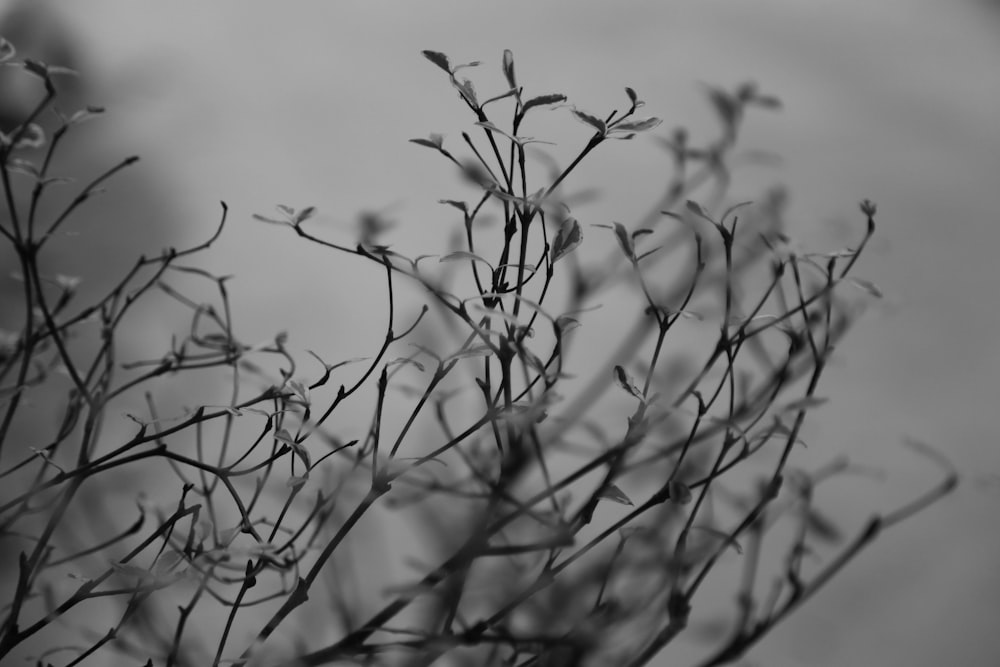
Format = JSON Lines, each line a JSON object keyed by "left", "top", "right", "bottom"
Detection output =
{"left": 2, "top": 0, "right": 998, "bottom": 665}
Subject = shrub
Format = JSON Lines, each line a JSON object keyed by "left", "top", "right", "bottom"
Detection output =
{"left": 0, "top": 41, "right": 956, "bottom": 667}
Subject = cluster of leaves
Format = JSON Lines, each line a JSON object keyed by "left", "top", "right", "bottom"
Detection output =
{"left": 0, "top": 40, "right": 955, "bottom": 667}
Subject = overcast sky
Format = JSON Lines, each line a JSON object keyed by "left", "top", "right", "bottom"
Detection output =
{"left": 4, "top": 1, "right": 999, "bottom": 665}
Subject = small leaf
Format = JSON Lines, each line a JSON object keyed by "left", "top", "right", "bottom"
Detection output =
{"left": 438, "top": 199, "right": 468, "bottom": 214}
{"left": 556, "top": 316, "right": 581, "bottom": 334}
{"left": 440, "top": 251, "right": 493, "bottom": 268}
{"left": 251, "top": 213, "right": 288, "bottom": 226}
{"left": 388, "top": 357, "right": 425, "bottom": 372}
{"left": 112, "top": 562, "right": 154, "bottom": 581}
{"left": 45, "top": 65, "right": 78, "bottom": 78}
{"left": 55, "top": 274, "right": 81, "bottom": 290}
{"left": 690, "top": 526, "right": 742, "bottom": 553}
{"left": 288, "top": 380, "right": 310, "bottom": 404}
{"left": 421, "top": 49, "right": 451, "bottom": 73}
{"left": 13, "top": 123, "right": 45, "bottom": 150}
{"left": 0, "top": 38, "right": 14, "bottom": 62}
{"left": 502, "top": 49, "right": 516, "bottom": 88}
{"left": 571, "top": 108, "right": 607, "bottom": 135}
{"left": 751, "top": 94, "right": 782, "bottom": 110}
{"left": 409, "top": 133, "right": 444, "bottom": 150}
{"left": 598, "top": 484, "right": 634, "bottom": 506}
{"left": 293, "top": 206, "right": 316, "bottom": 225}
{"left": 612, "top": 222, "right": 634, "bottom": 260}
{"left": 848, "top": 278, "right": 883, "bottom": 298}
{"left": 625, "top": 86, "right": 638, "bottom": 106}
{"left": 635, "top": 245, "right": 663, "bottom": 263}
{"left": 613, "top": 365, "right": 641, "bottom": 398}
{"left": 446, "top": 345, "right": 494, "bottom": 361}
{"left": 550, "top": 217, "right": 583, "bottom": 263}
{"left": 780, "top": 396, "right": 829, "bottom": 413}
{"left": 274, "top": 428, "right": 295, "bottom": 445}
{"left": 455, "top": 78, "right": 479, "bottom": 106}
{"left": 706, "top": 86, "right": 738, "bottom": 127}
{"left": 668, "top": 480, "right": 693, "bottom": 504}
{"left": 290, "top": 441, "right": 312, "bottom": 468}
{"left": 409, "top": 343, "right": 442, "bottom": 363}
{"left": 219, "top": 525, "right": 241, "bottom": 546}
{"left": 66, "top": 106, "right": 105, "bottom": 125}
{"left": 154, "top": 550, "right": 185, "bottom": 574}
{"left": 521, "top": 93, "right": 567, "bottom": 114}
{"left": 287, "top": 475, "right": 308, "bottom": 490}
{"left": 23, "top": 58, "right": 49, "bottom": 79}
{"left": 685, "top": 200, "right": 706, "bottom": 217}
{"left": 459, "top": 161, "right": 494, "bottom": 189}
{"left": 475, "top": 120, "right": 513, "bottom": 139}
{"left": 805, "top": 508, "right": 843, "bottom": 543}
{"left": 496, "top": 262, "right": 537, "bottom": 274}
{"left": 612, "top": 117, "right": 662, "bottom": 133}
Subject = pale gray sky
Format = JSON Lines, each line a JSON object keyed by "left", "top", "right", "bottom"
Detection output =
{"left": 3, "top": 1, "right": 998, "bottom": 665}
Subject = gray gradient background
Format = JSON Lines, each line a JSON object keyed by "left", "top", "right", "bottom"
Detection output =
{"left": 3, "top": 1, "right": 999, "bottom": 665}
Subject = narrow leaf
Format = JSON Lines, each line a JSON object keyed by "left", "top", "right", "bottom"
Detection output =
{"left": 686, "top": 200, "right": 707, "bottom": 218}
{"left": 780, "top": 396, "right": 829, "bottom": 413}
{"left": 455, "top": 78, "right": 479, "bottom": 106}
{"left": 388, "top": 357, "right": 426, "bottom": 372}
{"left": 446, "top": 346, "right": 494, "bottom": 361}
{"left": 751, "top": 94, "right": 782, "bottom": 110}
{"left": 23, "top": 58, "right": 49, "bottom": 79}
{"left": 613, "top": 117, "right": 662, "bottom": 133}
{"left": 635, "top": 245, "right": 663, "bottom": 263}
{"left": 848, "top": 277, "right": 883, "bottom": 298}
{"left": 691, "top": 526, "right": 743, "bottom": 554}
{"left": 154, "top": 550, "right": 185, "bottom": 574}
{"left": 571, "top": 108, "right": 607, "bottom": 135}
{"left": 287, "top": 475, "right": 308, "bottom": 489}
{"left": 251, "top": 213, "right": 288, "bottom": 226}
{"left": 556, "top": 316, "right": 581, "bottom": 334}
{"left": 289, "top": 440, "right": 310, "bottom": 467}
{"left": 410, "top": 138, "right": 439, "bottom": 150}
{"left": 288, "top": 380, "right": 309, "bottom": 403}
{"left": 293, "top": 206, "right": 316, "bottom": 225}
{"left": 13, "top": 123, "right": 44, "bottom": 149}
{"left": 0, "top": 38, "right": 14, "bottom": 63}
{"left": 440, "top": 251, "right": 493, "bottom": 268}
{"left": 598, "top": 484, "right": 634, "bottom": 506}
{"left": 480, "top": 88, "right": 519, "bottom": 108}
{"left": 805, "top": 508, "right": 843, "bottom": 543}
{"left": 521, "top": 94, "right": 567, "bottom": 114}
{"left": 475, "top": 120, "right": 518, "bottom": 143}
{"left": 219, "top": 525, "right": 241, "bottom": 546}
{"left": 706, "top": 86, "right": 738, "bottom": 127}
{"left": 438, "top": 199, "right": 468, "bottom": 214}
{"left": 502, "top": 49, "right": 516, "bottom": 88}
{"left": 612, "top": 221, "right": 634, "bottom": 260}
{"left": 613, "top": 365, "right": 641, "bottom": 398}
{"left": 421, "top": 49, "right": 451, "bottom": 73}
{"left": 550, "top": 217, "right": 583, "bottom": 263}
